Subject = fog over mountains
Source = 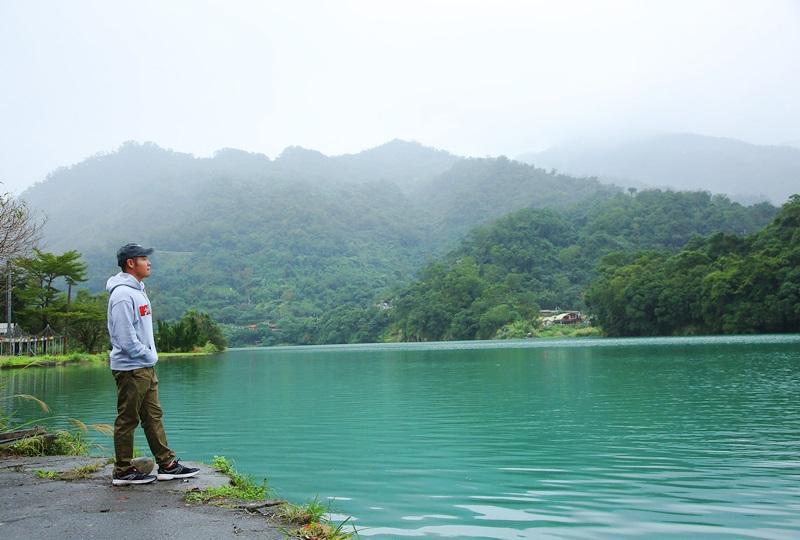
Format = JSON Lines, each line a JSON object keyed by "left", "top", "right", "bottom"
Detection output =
{"left": 20, "top": 139, "right": 615, "bottom": 322}
{"left": 518, "top": 133, "right": 800, "bottom": 204}
{"left": 22, "top": 139, "right": 612, "bottom": 255}
{"left": 16, "top": 133, "right": 790, "bottom": 343}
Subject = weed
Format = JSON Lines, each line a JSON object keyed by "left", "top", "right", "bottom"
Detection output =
{"left": 211, "top": 455, "right": 234, "bottom": 475}
{"left": 4, "top": 430, "right": 89, "bottom": 457}
{"left": 51, "top": 430, "right": 90, "bottom": 455}
{"left": 278, "top": 498, "right": 328, "bottom": 524}
{"left": 289, "top": 520, "right": 353, "bottom": 540}
{"left": 185, "top": 455, "right": 269, "bottom": 504}
{"left": 32, "top": 460, "right": 104, "bottom": 481}
{"left": 279, "top": 498, "right": 355, "bottom": 539}
{"left": 60, "top": 462, "right": 103, "bottom": 480}
{"left": 186, "top": 455, "right": 353, "bottom": 539}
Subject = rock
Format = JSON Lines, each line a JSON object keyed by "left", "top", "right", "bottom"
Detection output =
{"left": 131, "top": 456, "right": 155, "bottom": 474}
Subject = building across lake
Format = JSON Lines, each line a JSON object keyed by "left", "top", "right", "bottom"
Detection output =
{"left": 539, "top": 310, "right": 584, "bottom": 326}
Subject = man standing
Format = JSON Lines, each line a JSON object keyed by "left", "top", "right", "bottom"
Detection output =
{"left": 107, "top": 243, "right": 199, "bottom": 486}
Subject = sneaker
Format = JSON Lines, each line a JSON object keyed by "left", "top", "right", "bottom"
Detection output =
{"left": 112, "top": 470, "right": 157, "bottom": 486}
{"left": 157, "top": 459, "right": 200, "bottom": 481}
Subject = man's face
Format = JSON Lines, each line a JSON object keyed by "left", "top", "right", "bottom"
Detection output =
{"left": 126, "top": 256, "right": 151, "bottom": 280}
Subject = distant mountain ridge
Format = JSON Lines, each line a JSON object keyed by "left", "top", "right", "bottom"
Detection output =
{"left": 20, "top": 140, "right": 615, "bottom": 331}
{"left": 518, "top": 133, "right": 800, "bottom": 204}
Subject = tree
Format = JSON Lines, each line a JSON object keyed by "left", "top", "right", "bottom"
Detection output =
{"left": 16, "top": 250, "right": 88, "bottom": 331}
{"left": 0, "top": 191, "right": 41, "bottom": 261}
{"left": 1, "top": 190, "right": 42, "bottom": 335}
{"left": 586, "top": 195, "right": 800, "bottom": 336}
{"left": 65, "top": 290, "right": 108, "bottom": 352}
{"left": 156, "top": 310, "right": 227, "bottom": 352}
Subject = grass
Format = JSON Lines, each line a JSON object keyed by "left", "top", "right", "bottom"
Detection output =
{"left": 0, "top": 352, "right": 108, "bottom": 369}
{"left": 184, "top": 455, "right": 270, "bottom": 504}
{"left": 60, "top": 462, "right": 104, "bottom": 480}
{"left": 2, "top": 391, "right": 112, "bottom": 458}
{"left": 185, "top": 456, "right": 354, "bottom": 539}
{"left": 535, "top": 325, "right": 602, "bottom": 338}
{"left": 277, "top": 498, "right": 328, "bottom": 524}
{"left": 3, "top": 430, "right": 90, "bottom": 457}
{"left": 34, "top": 461, "right": 105, "bottom": 481}
{"left": 288, "top": 520, "right": 354, "bottom": 540}
{"left": 0, "top": 350, "right": 216, "bottom": 370}
{"left": 279, "top": 499, "right": 355, "bottom": 540}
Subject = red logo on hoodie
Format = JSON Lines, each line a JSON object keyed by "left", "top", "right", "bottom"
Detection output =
{"left": 139, "top": 304, "right": 151, "bottom": 317}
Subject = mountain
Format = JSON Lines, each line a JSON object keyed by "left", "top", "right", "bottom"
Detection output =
{"left": 518, "top": 133, "right": 800, "bottom": 204}
{"left": 270, "top": 139, "right": 459, "bottom": 190}
{"left": 20, "top": 140, "right": 615, "bottom": 344}
{"left": 388, "top": 189, "right": 777, "bottom": 341}
{"left": 414, "top": 156, "right": 619, "bottom": 242}
{"left": 780, "top": 139, "right": 800, "bottom": 150}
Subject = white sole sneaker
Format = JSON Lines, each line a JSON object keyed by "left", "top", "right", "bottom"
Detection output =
{"left": 112, "top": 475, "right": 156, "bottom": 486}
{"left": 157, "top": 469, "right": 200, "bottom": 481}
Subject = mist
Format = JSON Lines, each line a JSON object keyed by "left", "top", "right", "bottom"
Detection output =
{"left": 1, "top": 0, "right": 799, "bottom": 193}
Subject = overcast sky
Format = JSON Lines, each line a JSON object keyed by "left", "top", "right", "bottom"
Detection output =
{"left": 1, "top": 0, "right": 799, "bottom": 193}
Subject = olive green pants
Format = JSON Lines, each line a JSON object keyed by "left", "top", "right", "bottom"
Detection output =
{"left": 112, "top": 367, "right": 175, "bottom": 476}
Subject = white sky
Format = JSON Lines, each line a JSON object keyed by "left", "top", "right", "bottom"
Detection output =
{"left": 1, "top": 0, "right": 799, "bottom": 193}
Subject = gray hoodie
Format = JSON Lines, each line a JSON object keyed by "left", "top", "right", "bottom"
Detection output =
{"left": 106, "top": 272, "right": 157, "bottom": 371}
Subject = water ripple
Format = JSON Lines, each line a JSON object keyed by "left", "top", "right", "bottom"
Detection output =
{"left": 3, "top": 336, "right": 800, "bottom": 539}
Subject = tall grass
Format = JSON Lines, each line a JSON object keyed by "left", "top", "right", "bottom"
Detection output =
{"left": 1, "top": 368, "right": 111, "bottom": 456}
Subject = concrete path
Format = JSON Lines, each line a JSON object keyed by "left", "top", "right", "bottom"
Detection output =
{"left": 0, "top": 455, "right": 284, "bottom": 539}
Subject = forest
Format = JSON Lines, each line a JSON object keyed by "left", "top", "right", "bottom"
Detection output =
{"left": 387, "top": 190, "right": 777, "bottom": 342}
{"left": 14, "top": 141, "right": 792, "bottom": 346}
{"left": 585, "top": 195, "right": 800, "bottom": 336}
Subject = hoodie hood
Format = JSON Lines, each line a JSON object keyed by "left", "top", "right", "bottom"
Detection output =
{"left": 106, "top": 272, "right": 144, "bottom": 293}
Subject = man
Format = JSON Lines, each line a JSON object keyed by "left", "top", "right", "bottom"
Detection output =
{"left": 107, "top": 243, "right": 199, "bottom": 486}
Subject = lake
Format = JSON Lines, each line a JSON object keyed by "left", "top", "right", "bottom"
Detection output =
{"left": 3, "top": 335, "right": 800, "bottom": 539}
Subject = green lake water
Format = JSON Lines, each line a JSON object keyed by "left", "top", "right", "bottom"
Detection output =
{"left": 3, "top": 335, "right": 800, "bottom": 538}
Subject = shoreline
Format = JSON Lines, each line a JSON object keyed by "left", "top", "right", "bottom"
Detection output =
{"left": 0, "top": 452, "right": 353, "bottom": 539}
{"left": 0, "top": 351, "right": 213, "bottom": 370}
{"left": 0, "top": 330, "right": 601, "bottom": 370}
{"left": 0, "top": 454, "right": 285, "bottom": 539}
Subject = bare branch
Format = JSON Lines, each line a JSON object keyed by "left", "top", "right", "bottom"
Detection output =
{"left": 0, "top": 192, "right": 42, "bottom": 260}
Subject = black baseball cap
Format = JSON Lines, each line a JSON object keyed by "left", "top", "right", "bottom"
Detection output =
{"left": 116, "top": 243, "right": 154, "bottom": 267}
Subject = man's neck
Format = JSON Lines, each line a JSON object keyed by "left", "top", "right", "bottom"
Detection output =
{"left": 124, "top": 271, "right": 143, "bottom": 283}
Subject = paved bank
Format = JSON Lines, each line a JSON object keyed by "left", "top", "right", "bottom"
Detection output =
{"left": 0, "top": 455, "right": 283, "bottom": 539}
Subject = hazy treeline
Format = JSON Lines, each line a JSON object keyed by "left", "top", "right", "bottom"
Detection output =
{"left": 586, "top": 195, "right": 800, "bottom": 336}
{"left": 22, "top": 141, "right": 616, "bottom": 344}
{"left": 386, "top": 190, "right": 777, "bottom": 341}
{"left": 19, "top": 141, "right": 790, "bottom": 345}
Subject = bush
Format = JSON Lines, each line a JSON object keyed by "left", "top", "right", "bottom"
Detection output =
{"left": 156, "top": 311, "right": 227, "bottom": 352}
{"left": 4, "top": 430, "right": 89, "bottom": 457}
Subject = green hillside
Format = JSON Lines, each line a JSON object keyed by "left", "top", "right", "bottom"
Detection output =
{"left": 586, "top": 195, "right": 800, "bottom": 336}
{"left": 414, "top": 156, "right": 618, "bottom": 241}
{"left": 388, "top": 190, "right": 778, "bottom": 341}
{"left": 21, "top": 140, "right": 618, "bottom": 344}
